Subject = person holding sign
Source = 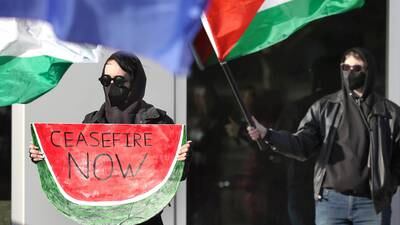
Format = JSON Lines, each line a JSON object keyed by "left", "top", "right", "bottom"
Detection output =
{"left": 29, "top": 51, "right": 191, "bottom": 225}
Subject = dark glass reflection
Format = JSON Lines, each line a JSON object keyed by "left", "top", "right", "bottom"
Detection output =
{"left": 187, "top": 1, "right": 386, "bottom": 224}
{"left": 0, "top": 106, "right": 11, "bottom": 224}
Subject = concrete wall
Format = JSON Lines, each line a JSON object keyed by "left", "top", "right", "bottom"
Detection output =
{"left": 388, "top": 0, "right": 400, "bottom": 224}
{"left": 11, "top": 51, "right": 186, "bottom": 225}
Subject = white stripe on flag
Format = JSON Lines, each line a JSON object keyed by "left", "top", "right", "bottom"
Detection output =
{"left": 0, "top": 18, "right": 104, "bottom": 63}
{"left": 200, "top": 14, "right": 220, "bottom": 60}
{"left": 258, "top": 0, "right": 292, "bottom": 12}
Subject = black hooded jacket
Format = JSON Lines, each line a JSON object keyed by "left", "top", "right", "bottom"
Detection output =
{"left": 82, "top": 52, "right": 175, "bottom": 225}
{"left": 84, "top": 51, "right": 173, "bottom": 125}
{"left": 322, "top": 48, "right": 374, "bottom": 194}
{"left": 83, "top": 51, "right": 174, "bottom": 125}
{"left": 263, "top": 48, "right": 400, "bottom": 212}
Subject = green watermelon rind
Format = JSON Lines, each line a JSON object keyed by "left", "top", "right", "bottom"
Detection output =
{"left": 31, "top": 124, "right": 186, "bottom": 225}
{"left": 32, "top": 123, "right": 185, "bottom": 206}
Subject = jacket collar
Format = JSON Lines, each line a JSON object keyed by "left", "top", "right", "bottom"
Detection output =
{"left": 91, "top": 101, "right": 162, "bottom": 123}
{"left": 325, "top": 90, "right": 345, "bottom": 104}
{"left": 370, "top": 96, "right": 390, "bottom": 118}
{"left": 326, "top": 91, "right": 390, "bottom": 118}
{"left": 136, "top": 104, "right": 162, "bottom": 123}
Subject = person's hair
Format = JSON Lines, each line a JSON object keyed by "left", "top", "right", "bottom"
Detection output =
{"left": 341, "top": 49, "right": 368, "bottom": 70}
{"left": 343, "top": 50, "right": 364, "bottom": 62}
{"left": 102, "top": 51, "right": 142, "bottom": 82}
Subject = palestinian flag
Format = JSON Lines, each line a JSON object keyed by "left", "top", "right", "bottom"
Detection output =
{"left": 202, "top": 0, "right": 365, "bottom": 61}
{"left": 0, "top": 18, "right": 104, "bottom": 106}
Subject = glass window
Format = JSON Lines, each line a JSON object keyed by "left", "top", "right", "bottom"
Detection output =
{"left": 0, "top": 106, "right": 11, "bottom": 225}
{"left": 187, "top": 1, "right": 386, "bottom": 224}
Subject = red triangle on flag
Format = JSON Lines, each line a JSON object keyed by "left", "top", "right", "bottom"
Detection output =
{"left": 204, "top": 0, "right": 265, "bottom": 60}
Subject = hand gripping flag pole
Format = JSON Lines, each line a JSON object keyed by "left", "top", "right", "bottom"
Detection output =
{"left": 219, "top": 61, "right": 264, "bottom": 151}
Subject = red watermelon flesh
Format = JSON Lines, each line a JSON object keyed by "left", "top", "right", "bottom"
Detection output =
{"left": 32, "top": 123, "right": 183, "bottom": 206}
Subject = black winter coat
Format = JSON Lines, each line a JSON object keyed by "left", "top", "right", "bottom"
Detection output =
{"left": 264, "top": 91, "right": 400, "bottom": 213}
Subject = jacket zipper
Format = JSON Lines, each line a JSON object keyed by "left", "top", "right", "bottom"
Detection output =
{"left": 354, "top": 98, "right": 370, "bottom": 129}
{"left": 354, "top": 97, "right": 375, "bottom": 201}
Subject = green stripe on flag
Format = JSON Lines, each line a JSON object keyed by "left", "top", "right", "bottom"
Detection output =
{"left": 227, "top": 0, "right": 364, "bottom": 60}
{"left": 0, "top": 56, "right": 72, "bottom": 106}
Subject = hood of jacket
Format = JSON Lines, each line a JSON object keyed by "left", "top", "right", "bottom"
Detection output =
{"left": 340, "top": 47, "right": 376, "bottom": 99}
{"left": 101, "top": 51, "right": 147, "bottom": 123}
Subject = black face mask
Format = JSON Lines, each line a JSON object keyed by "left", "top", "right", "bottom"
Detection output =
{"left": 108, "top": 84, "right": 129, "bottom": 107}
{"left": 343, "top": 71, "right": 366, "bottom": 90}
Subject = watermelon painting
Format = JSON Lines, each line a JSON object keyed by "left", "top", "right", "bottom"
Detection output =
{"left": 31, "top": 123, "right": 186, "bottom": 225}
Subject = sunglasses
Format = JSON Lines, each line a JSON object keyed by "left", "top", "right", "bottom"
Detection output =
{"left": 340, "top": 64, "right": 365, "bottom": 72}
{"left": 98, "top": 75, "right": 127, "bottom": 87}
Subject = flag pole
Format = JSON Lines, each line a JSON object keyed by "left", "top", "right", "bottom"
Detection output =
{"left": 219, "top": 61, "right": 264, "bottom": 151}
{"left": 201, "top": 15, "right": 263, "bottom": 150}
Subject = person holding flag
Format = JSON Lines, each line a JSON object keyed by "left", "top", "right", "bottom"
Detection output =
{"left": 247, "top": 47, "right": 400, "bottom": 225}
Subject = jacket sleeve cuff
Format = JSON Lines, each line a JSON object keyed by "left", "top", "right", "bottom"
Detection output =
{"left": 262, "top": 128, "right": 277, "bottom": 151}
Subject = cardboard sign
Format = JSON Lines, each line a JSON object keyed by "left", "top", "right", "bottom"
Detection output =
{"left": 31, "top": 123, "right": 186, "bottom": 225}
